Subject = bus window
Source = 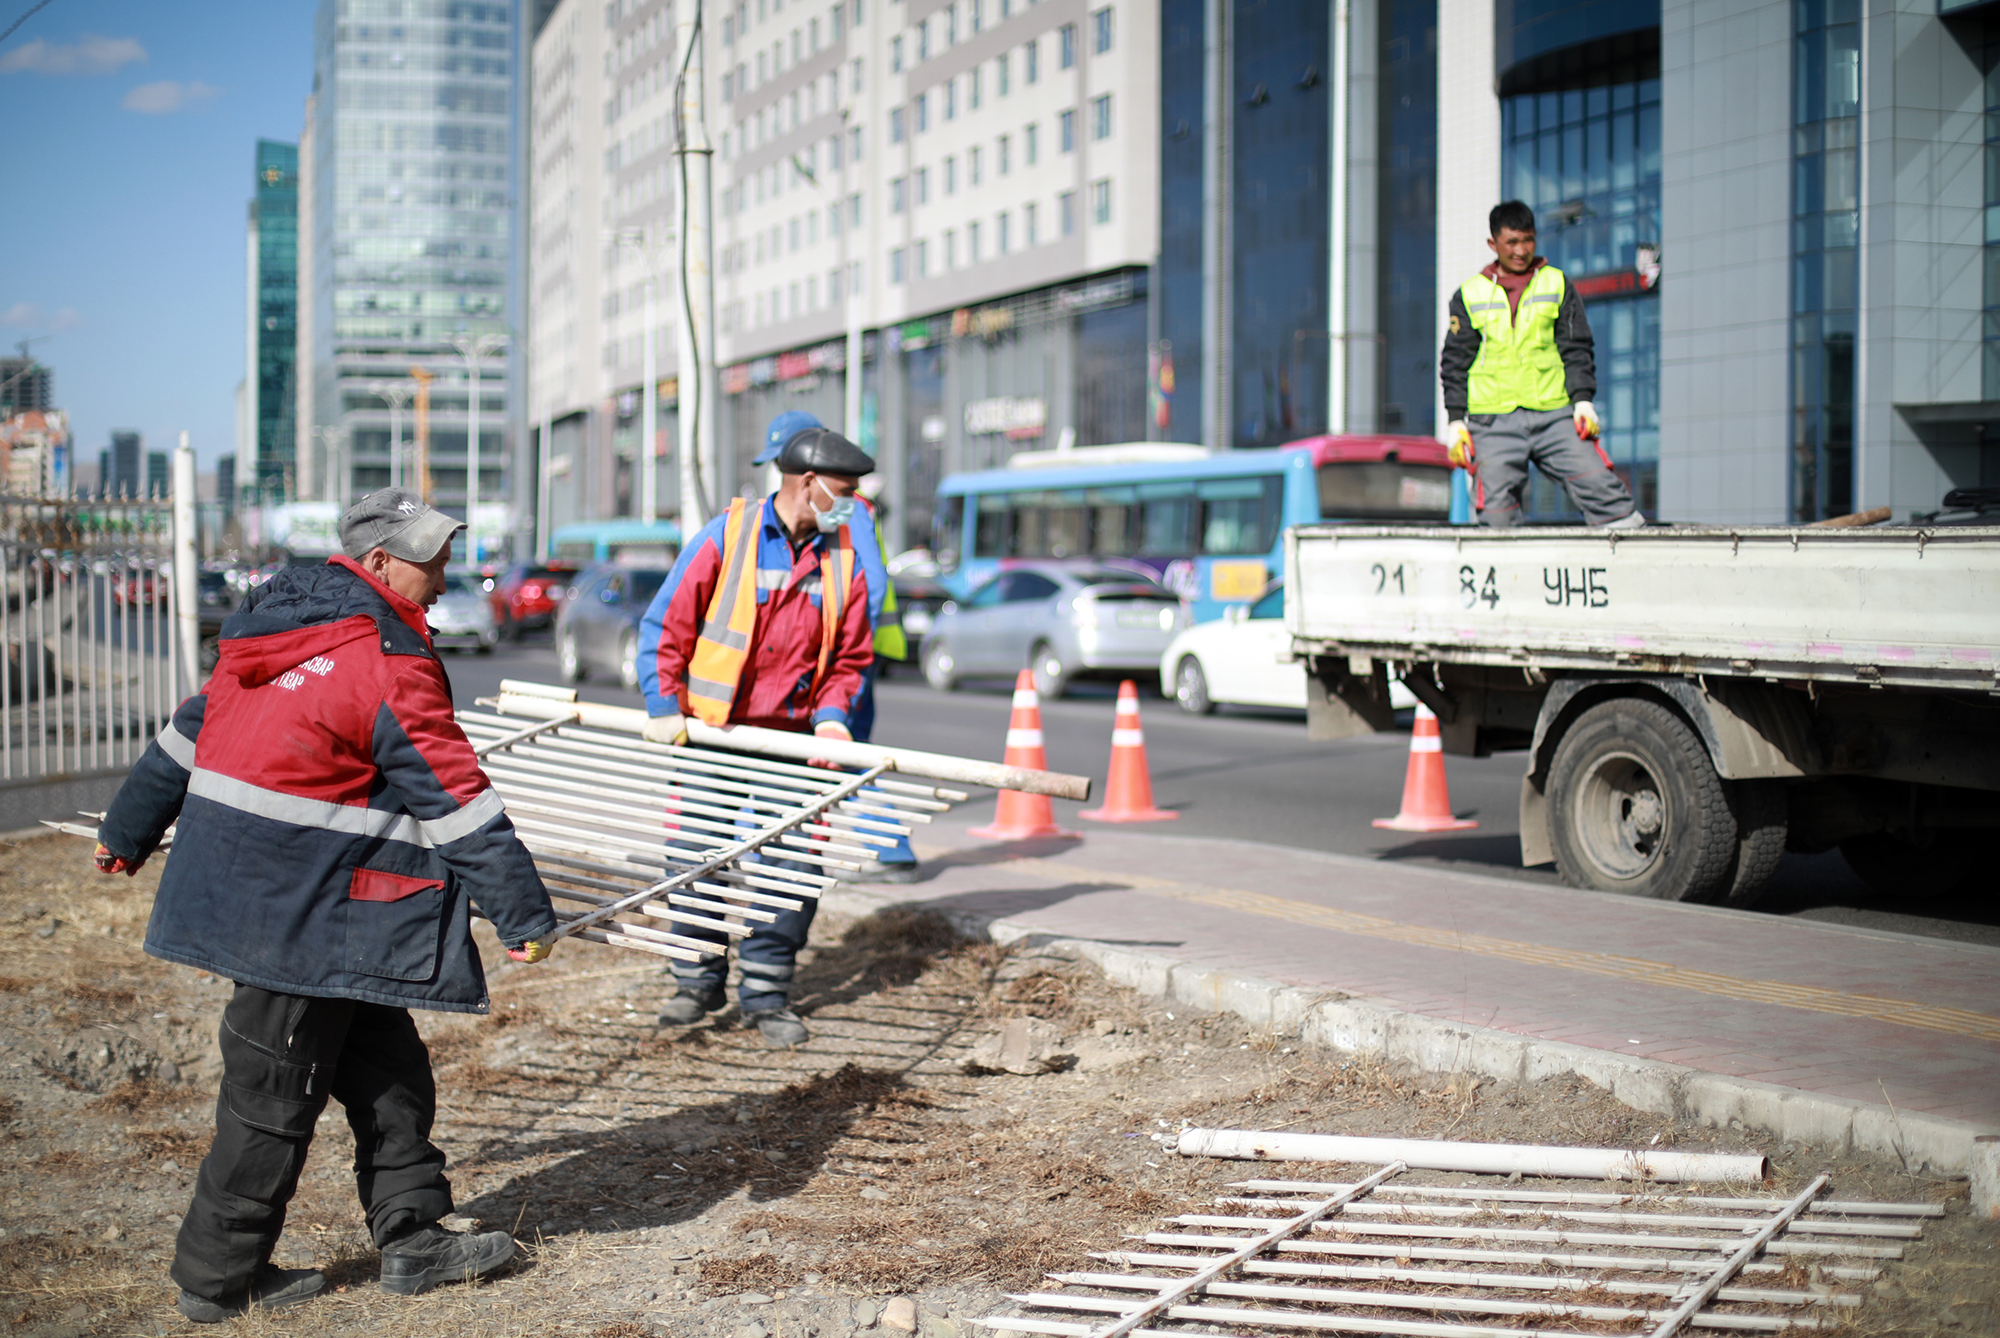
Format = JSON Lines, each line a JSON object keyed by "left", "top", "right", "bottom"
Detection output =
{"left": 1086, "top": 486, "right": 1136, "bottom": 555}
{"left": 1198, "top": 475, "right": 1284, "bottom": 554}
{"left": 1317, "top": 462, "right": 1453, "bottom": 520}
{"left": 974, "top": 494, "right": 1014, "bottom": 557}
{"left": 1014, "top": 489, "right": 1089, "bottom": 558}
{"left": 932, "top": 497, "right": 964, "bottom": 571}
{"left": 1136, "top": 481, "right": 1195, "bottom": 555}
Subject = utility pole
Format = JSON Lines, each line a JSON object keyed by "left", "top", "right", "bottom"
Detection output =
{"left": 410, "top": 365, "right": 435, "bottom": 503}
{"left": 380, "top": 381, "right": 414, "bottom": 491}
{"left": 672, "top": 0, "right": 717, "bottom": 529}
{"left": 1201, "top": 0, "right": 1233, "bottom": 452}
{"left": 314, "top": 425, "right": 341, "bottom": 506}
{"left": 451, "top": 333, "right": 506, "bottom": 563}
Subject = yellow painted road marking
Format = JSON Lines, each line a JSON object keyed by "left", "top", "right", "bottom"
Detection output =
{"left": 923, "top": 850, "right": 2000, "bottom": 1044}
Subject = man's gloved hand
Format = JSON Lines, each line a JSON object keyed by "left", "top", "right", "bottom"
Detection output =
{"left": 93, "top": 843, "right": 144, "bottom": 877}
{"left": 507, "top": 939, "right": 553, "bottom": 964}
{"left": 808, "top": 720, "right": 852, "bottom": 771}
{"left": 1446, "top": 421, "right": 1475, "bottom": 470}
{"left": 1572, "top": 401, "right": 1601, "bottom": 441}
{"left": 642, "top": 713, "right": 689, "bottom": 747}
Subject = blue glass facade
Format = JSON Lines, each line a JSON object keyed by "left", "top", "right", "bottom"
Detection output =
{"left": 1379, "top": 0, "right": 1437, "bottom": 436}
{"left": 1985, "top": 21, "right": 2000, "bottom": 402}
{"left": 1790, "top": 0, "right": 1860, "bottom": 520}
{"left": 1157, "top": 0, "right": 1205, "bottom": 441}
{"left": 1498, "top": 76, "right": 1662, "bottom": 517}
{"left": 252, "top": 140, "right": 300, "bottom": 500}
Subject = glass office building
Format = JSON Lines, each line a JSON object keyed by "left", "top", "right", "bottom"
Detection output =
{"left": 1789, "top": 0, "right": 1859, "bottom": 521}
{"left": 308, "top": 0, "right": 515, "bottom": 513}
{"left": 249, "top": 140, "right": 299, "bottom": 502}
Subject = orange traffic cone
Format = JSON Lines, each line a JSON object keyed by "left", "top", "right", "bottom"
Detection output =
{"left": 1372, "top": 703, "right": 1478, "bottom": 832}
{"left": 1081, "top": 680, "right": 1178, "bottom": 823}
{"left": 970, "top": 670, "right": 1076, "bottom": 840}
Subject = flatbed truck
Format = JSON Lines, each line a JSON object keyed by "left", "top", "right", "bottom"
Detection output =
{"left": 1283, "top": 519, "right": 2000, "bottom": 904}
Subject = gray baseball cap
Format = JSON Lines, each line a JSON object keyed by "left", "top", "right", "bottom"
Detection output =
{"left": 339, "top": 488, "right": 465, "bottom": 563}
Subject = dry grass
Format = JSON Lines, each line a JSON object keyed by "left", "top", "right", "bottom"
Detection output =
{"left": 92, "top": 1076, "right": 198, "bottom": 1115}
{"left": 130, "top": 1126, "right": 211, "bottom": 1165}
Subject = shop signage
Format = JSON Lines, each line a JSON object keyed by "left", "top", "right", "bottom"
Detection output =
{"left": 951, "top": 305, "right": 1015, "bottom": 339}
{"left": 1058, "top": 275, "right": 1133, "bottom": 313}
{"left": 964, "top": 396, "right": 1048, "bottom": 438}
{"left": 1571, "top": 244, "right": 1662, "bottom": 300}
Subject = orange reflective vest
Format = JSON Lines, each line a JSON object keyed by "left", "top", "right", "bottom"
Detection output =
{"left": 685, "top": 497, "right": 856, "bottom": 727}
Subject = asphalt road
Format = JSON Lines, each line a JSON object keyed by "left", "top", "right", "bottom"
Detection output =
{"left": 445, "top": 634, "right": 2000, "bottom": 947}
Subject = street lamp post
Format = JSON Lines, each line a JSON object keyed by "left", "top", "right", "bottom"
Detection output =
{"left": 380, "top": 381, "right": 414, "bottom": 491}
{"left": 450, "top": 333, "right": 506, "bottom": 563}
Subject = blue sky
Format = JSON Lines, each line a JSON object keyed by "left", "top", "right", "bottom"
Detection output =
{"left": 0, "top": 0, "right": 318, "bottom": 473}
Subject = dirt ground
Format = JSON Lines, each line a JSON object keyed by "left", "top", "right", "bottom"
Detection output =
{"left": 0, "top": 830, "right": 1991, "bottom": 1338}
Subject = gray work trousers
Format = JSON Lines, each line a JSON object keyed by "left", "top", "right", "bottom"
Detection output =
{"left": 1469, "top": 406, "right": 1637, "bottom": 527}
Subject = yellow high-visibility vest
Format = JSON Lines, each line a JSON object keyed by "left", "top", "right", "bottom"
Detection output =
{"left": 1462, "top": 264, "right": 1570, "bottom": 415}
{"left": 873, "top": 579, "right": 908, "bottom": 661}
{"left": 686, "top": 498, "right": 856, "bottom": 726}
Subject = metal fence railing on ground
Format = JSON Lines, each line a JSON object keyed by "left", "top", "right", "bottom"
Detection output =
{"left": 1, "top": 493, "right": 184, "bottom": 787}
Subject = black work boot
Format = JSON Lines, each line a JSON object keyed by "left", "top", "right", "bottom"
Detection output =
{"left": 745, "top": 1006, "right": 809, "bottom": 1048}
{"left": 176, "top": 1265, "right": 326, "bottom": 1323}
{"left": 379, "top": 1224, "right": 517, "bottom": 1296}
{"left": 657, "top": 982, "right": 726, "bottom": 1026}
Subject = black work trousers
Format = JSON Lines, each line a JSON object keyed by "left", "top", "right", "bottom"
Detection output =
{"left": 171, "top": 983, "right": 454, "bottom": 1302}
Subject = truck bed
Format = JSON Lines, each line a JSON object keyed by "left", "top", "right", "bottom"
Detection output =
{"left": 1284, "top": 524, "right": 2000, "bottom": 693}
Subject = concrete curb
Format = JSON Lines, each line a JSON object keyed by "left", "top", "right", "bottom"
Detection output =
{"left": 824, "top": 886, "right": 1989, "bottom": 1177}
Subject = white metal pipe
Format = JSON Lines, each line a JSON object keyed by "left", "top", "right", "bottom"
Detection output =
{"left": 1007, "top": 1289, "right": 1823, "bottom": 1334}
{"left": 1050, "top": 1266, "right": 1858, "bottom": 1310}
{"left": 1090, "top": 1248, "right": 1878, "bottom": 1284}
{"left": 1209, "top": 1197, "right": 1916, "bottom": 1239}
{"left": 1151, "top": 1221, "right": 1896, "bottom": 1259}
{"left": 1176, "top": 1128, "right": 1767, "bottom": 1184}
{"left": 486, "top": 763, "right": 906, "bottom": 846}
{"left": 1646, "top": 1174, "right": 1830, "bottom": 1338}
{"left": 488, "top": 685, "right": 1088, "bottom": 799}
{"left": 1229, "top": 1180, "right": 1944, "bottom": 1218}
{"left": 1326, "top": 0, "right": 1350, "bottom": 434}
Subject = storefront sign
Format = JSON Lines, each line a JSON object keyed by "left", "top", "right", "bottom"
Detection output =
{"left": 964, "top": 396, "right": 1048, "bottom": 438}
{"left": 1572, "top": 244, "right": 1662, "bottom": 300}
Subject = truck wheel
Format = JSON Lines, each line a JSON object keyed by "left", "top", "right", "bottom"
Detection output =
{"left": 1838, "top": 830, "right": 1977, "bottom": 900}
{"left": 1546, "top": 698, "right": 1737, "bottom": 902}
{"left": 1721, "top": 779, "right": 1788, "bottom": 908}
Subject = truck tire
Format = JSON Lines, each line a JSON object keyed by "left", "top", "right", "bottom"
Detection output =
{"left": 1838, "top": 830, "right": 1977, "bottom": 901}
{"left": 1721, "top": 779, "right": 1788, "bottom": 908}
{"left": 1546, "top": 698, "right": 1737, "bottom": 903}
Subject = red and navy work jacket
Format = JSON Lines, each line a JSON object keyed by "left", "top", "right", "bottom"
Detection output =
{"left": 636, "top": 495, "right": 873, "bottom": 731}
{"left": 97, "top": 556, "right": 556, "bottom": 1014}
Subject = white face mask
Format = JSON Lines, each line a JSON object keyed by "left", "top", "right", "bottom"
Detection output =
{"left": 812, "top": 477, "right": 856, "bottom": 533}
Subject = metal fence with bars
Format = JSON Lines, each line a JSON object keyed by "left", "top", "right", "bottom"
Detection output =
{"left": 0, "top": 493, "right": 187, "bottom": 811}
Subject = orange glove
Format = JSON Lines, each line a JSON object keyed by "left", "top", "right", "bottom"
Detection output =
{"left": 93, "top": 843, "right": 144, "bottom": 877}
{"left": 1572, "top": 401, "right": 1600, "bottom": 441}
{"left": 1446, "top": 421, "right": 1474, "bottom": 470}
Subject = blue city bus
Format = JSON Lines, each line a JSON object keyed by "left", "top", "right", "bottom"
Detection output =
{"left": 930, "top": 436, "right": 1456, "bottom": 622}
{"left": 548, "top": 518, "right": 682, "bottom": 566}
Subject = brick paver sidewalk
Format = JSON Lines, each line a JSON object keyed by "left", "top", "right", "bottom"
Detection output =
{"left": 869, "top": 811, "right": 2000, "bottom": 1147}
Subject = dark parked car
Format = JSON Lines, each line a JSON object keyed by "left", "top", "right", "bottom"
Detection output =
{"left": 491, "top": 560, "right": 581, "bottom": 638}
{"left": 884, "top": 572, "right": 951, "bottom": 675}
{"left": 555, "top": 565, "right": 670, "bottom": 692}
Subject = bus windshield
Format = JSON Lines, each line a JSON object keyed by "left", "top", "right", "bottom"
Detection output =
{"left": 1317, "top": 462, "right": 1452, "bottom": 519}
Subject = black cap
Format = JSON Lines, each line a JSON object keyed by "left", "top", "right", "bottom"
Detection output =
{"left": 339, "top": 487, "right": 465, "bottom": 563}
{"left": 775, "top": 427, "right": 875, "bottom": 477}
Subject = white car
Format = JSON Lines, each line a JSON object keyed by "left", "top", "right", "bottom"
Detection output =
{"left": 1158, "top": 583, "right": 1415, "bottom": 715}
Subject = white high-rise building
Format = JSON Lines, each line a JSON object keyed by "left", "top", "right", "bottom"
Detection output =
{"left": 528, "top": 0, "right": 1159, "bottom": 551}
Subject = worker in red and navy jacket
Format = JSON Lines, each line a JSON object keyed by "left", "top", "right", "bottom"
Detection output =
{"left": 636, "top": 427, "right": 875, "bottom": 1047}
{"left": 92, "top": 489, "right": 555, "bottom": 1324}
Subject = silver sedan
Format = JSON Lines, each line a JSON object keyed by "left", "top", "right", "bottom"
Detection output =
{"left": 920, "top": 563, "right": 1188, "bottom": 698}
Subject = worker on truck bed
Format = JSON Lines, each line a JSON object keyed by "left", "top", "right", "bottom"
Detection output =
{"left": 637, "top": 426, "right": 876, "bottom": 1047}
{"left": 1440, "top": 200, "right": 1645, "bottom": 529}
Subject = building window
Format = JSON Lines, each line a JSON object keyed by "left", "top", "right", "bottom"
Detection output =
{"left": 998, "top": 133, "right": 1011, "bottom": 174}
{"left": 998, "top": 52, "right": 1010, "bottom": 96}
{"left": 891, "top": 33, "right": 903, "bottom": 71}
{"left": 1025, "top": 202, "right": 1038, "bottom": 245}
{"left": 970, "top": 64, "right": 981, "bottom": 110}
{"left": 1090, "top": 177, "right": 1110, "bottom": 224}
{"left": 918, "top": 15, "right": 930, "bottom": 60}
{"left": 850, "top": 192, "right": 863, "bottom": 227}
{"left": 890, "top": 247, "right": 906, "bottom": 283}
{"left": 970, "top": 219, "right": 981, "bottom": 261}
{"left": 1092, "top": 93, "right": 1111, "bottom": 140}
{"left": 945, "top": 155, "right": 958, "bottom": 193}
{"left": 969, "top": 145, "right": 982, "bottom": 184}
{"left": 850, "top": 125, "right": 863, "bottom": 160}
{"left": 1026, "top": 122, "right": 1039, "bottom": 164}
{"left": 832, "top": 4, "right": 844, "bottom": 40}
{"left": 916, "top": 91, "right": 929, "bottom": 132}
{"left": 945, "top": 228, "right": 957, "bottom": 268}
{"left": 915, "top": 238, "right": 928, "bottom": 277}
{"left": 998, "top": 210, "right": 1011, "bottom": 253}
{"left": 1059, "top": 189, "right": 1075, "bottom": 235}
{"left": 1059, "top": 109, "right": 1074, "bottom": 152}
{"left": 972, "top": 0, "right": 983, "bottom": 32}
{"left": 851, "top": 56, "right": 864, "bottom": 92}
{"left": 1025, "top": 36, "right": 1038, "bottom": 83}
{"left": 1092, "top": 6, "right": 1111, "bottom": 54}
{"left": 830, "top": 201, "right": 843, "bottom": 236}
{"left": 829, "top": 266, "right": 843, "bottom": 303}
{"left": 945, "top": 75, "right": 957, "bottom": 120}
{"left": 890, "top": 106, "right": 905, "bottom": 141}
{"left": 947, "top": 2, "right": 958, "bottom": 45}
{"left": 1059, "top": 23, "right": 1075, "bottom": 68}
{"left": 916, "top": 166, "right": 929, "bottom": 204}
{"left": 890, "top": 175, "right": 906, "bottom": 211}
{"left": 1791, "top": 0, "right": 1860, "bottom": 521}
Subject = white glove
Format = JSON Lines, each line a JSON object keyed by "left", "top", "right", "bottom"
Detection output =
{"left": 642, "top": 713, "right": 689, "bottom": 746}
{"left": 1572, "top": 401, "right": 1600, "bottom": 440}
